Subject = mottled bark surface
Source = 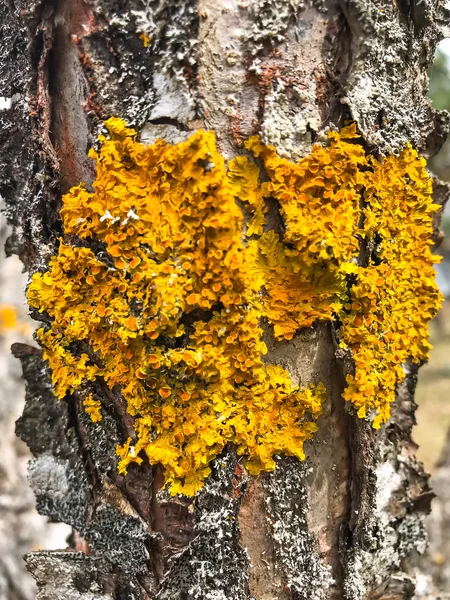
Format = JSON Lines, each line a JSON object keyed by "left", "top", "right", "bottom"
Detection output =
{"left": 1, "top": 1, "right": 449, "bottom": 599}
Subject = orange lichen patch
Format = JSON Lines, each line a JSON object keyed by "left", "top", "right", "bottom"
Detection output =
{"left": 139, "top": 32, "right": 150, "bottom": 47}
{"left": 340, "top": 147, "right": 442, "bottom": 427}
{"left": 228, "top": 155, "right": 266, "bottom": 236}
{"left": 0, "top": 304, "right": 32, "bottom": 336}
{"left": 248, "top": 231, "right": 342, "bottom": 340}
{"left": 246, "top": 125, "right": 440, "bottom": 425}
{"left": 27, "top": 118, "right": 326, "bottom": 496}
{"left": 243, "top": 125, "right": 368, "bottom": 340}
{"left": 83, "top": 394, "right": 102, "bottom": 423}
{"left": 246, "top": 124, "right": 365, "bottom": 270}
{"left": 27, "top": 119, "right": 440, "bottom": 492}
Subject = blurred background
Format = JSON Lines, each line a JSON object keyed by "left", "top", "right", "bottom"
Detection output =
{"left": 415, "top": 42, "right": 450, "bottom": 494}
{"left": 410, "top": 41, "right": 450, "bottom": 598}
{"left": 1, "top": 43, "right": 450, "bottom": 600}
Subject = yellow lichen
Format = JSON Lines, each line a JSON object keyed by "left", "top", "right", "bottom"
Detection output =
{"left": 340, "top": 147, "right": 442, "bottom": 427}
{"left": 27, "top": 119, "right": 441, "bottom": 494}
{"left": 245, "top": 126, "right": 441, "bottom": 426}
{"left": 83, "top": 394, "right": 103, "bottom": 423}
{"left": 139, "top": 32, "right": 151, "bottom": 47}
{"left": 27, "top": 118, "right": 325, "bottom": 496}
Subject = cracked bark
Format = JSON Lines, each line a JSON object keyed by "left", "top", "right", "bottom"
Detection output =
{"left": 1, "top": 1, "right": 449, "bottom": 599}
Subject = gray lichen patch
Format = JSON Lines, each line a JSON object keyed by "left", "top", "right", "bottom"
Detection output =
{"left": 25, "top": 552, "right": 114, "bottom": 600}
{"left": 156, "top": 450, "right": 250, "bottom": 600}
{"left": 264, "top": 457, "right": 334, "bottom": 599}
{"left": 131, "top": 1, "right": 198, "bottom": 84}
{"left": 28, "top": 453, "right": 92, "bottom": 534}
{"left": 250, "top": 4, "right": 331, "bottom": 159}
{"left": 87, "top": 503, "right": 150, "bottom": 574}
{"left": 14, "top": 350, "right": 93, "bottom": 533}
{"left": 141, "top": 0, "right": 199, "bottom": 122}
{"left": 25, "top": 551, "right": 148, "bottom": 600}
{"left": 244, "top": 0, "right": 306, "bottom": 56}
{"left": 260, "top": 77, "right": 322, "bottom": 159}
{"left": 343, "top": 453, "right": 427, "bottom": 600}
{"left": 333, "top": 0, "right": 450, "bottom": 155}
{"left": 197, "top": 0, "right": 329, "bottom": 158}
{"left": 71, "top": 0, "right": 200, "bottom": 127}
{"left": 13, "top": 348, "right": 154, "bottom": 582}
{"left": 71, "top": 1, "right": 156, "bottom": 127}
{"left": 77, "top": 410, "right": 120, "bottom": 476}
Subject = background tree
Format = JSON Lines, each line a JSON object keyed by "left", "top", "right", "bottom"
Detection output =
{"left": 1, "top": 1, "right": 450, "bottom": 599}
{"left": 429, "top": 48, "right": 450, "bottom": 224}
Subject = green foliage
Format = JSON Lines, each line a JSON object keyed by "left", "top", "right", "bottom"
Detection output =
{"left": 428, "top": 48, "right": 450, "bottom": 184}
{"left": 428, "top": 50, "right": 450, "bottom": 112}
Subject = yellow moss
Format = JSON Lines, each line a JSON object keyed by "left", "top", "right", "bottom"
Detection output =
{"left": 27, "top": 119, "right": 441, "bottom": 494}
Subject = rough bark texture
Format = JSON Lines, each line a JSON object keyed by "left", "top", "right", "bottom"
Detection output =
{"left": 1, "top": 1, "right": 450, "bottom": 599}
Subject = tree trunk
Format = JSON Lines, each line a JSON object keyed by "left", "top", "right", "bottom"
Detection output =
{"left": 1, "top": 1, "right": 450, "bottom": 599}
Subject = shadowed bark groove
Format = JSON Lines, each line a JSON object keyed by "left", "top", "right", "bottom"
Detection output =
{"left": 1, "top": 1, "right": 449, "bottom": 599}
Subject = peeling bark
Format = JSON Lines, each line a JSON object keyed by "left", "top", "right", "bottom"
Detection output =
{"left": 1, "top": 1, "right": 449, "bottom": 599}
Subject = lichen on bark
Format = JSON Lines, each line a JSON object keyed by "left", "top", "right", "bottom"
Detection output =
{"left": 1, "top": 0, "right": 450, "bottom": 599}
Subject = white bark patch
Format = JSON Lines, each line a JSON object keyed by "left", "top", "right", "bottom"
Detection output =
{"left": 375, "top": 461, "right": 402, "bottom": 518}
{"left": 150, "top": 72, "right": 195, "bottom": 123}
{"left": 0, "top": 96, "right": 12, "bottom": 110}
{"left": 0, "top": 93, "right": 20, "bottom": 110}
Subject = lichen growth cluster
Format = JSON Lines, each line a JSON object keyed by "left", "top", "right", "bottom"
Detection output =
{"left": 28, "top": 119, "right": 325, "bottom": 495}
{"left": 243, "top": 128, "right": 441, "bottom": 427}
{"left": 27, "top": 119, "right": 441, "bottom": 494}
{"left": 340, "top": 148, "right": 442, "bottom": 425}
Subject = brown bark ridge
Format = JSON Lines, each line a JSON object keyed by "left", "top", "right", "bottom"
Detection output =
{"left": 1, "top": 1, "right": 449, "bottom": 599}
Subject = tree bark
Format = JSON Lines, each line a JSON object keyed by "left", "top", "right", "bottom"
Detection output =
{"left": 1, "top": 1, "right": 450, "bottom": 599}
